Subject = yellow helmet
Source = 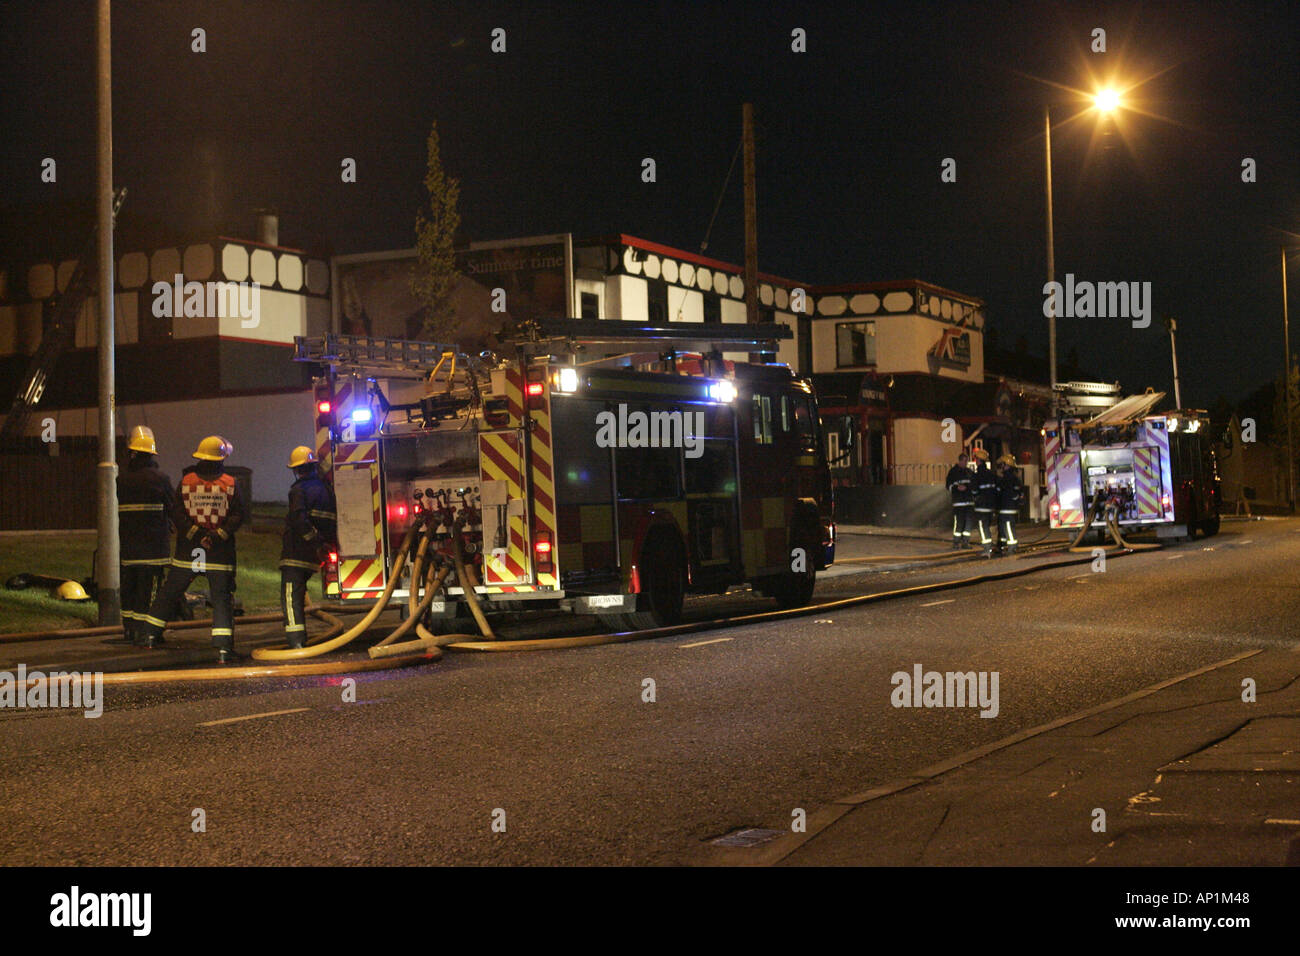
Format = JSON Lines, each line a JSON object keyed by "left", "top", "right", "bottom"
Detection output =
{"left": 193, "top": 435, "right": 233, "bottom": 461}
{"left": 56, "top": 580, "right": 90, "bottom": 601}
{"left": 127, "top": 425, "right": 157, "bottom": 455}
{"left": 971, "top": 447, "right": 989, "bottom": 461}
{"left": 287, "top": 446, "right": 317, "bottom": 469}
{"left": 997, "top": 453, "right": 1016, "bottom": 468}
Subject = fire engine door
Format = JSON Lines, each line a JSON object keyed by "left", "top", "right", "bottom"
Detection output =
{"left": 478, "top": 429, "right": 531, "bottom": 586}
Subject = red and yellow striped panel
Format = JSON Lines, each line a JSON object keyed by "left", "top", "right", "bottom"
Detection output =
{"left": 479, "top": 430, "right": 530, "bottom": 587}
{"left": 529, "top": 393, "right": 559, "bottom": 590}
{"left": 314, "top": 378, "right": 334, "bottom": 479}
{"left": 1043, "top": 428, "right": 1061, "bottom": 523}
{"left": 1132, "top": 446, "right": 1162, "bottom": 516}
{"left": 334, "top": 440, "right": 378, "bottom": 466}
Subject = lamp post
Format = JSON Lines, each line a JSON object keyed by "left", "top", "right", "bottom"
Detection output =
{"left": 1163, "top": 315, "right": 1182, "bottom": 408}
{"left": 1044, "top": 88, "right": 1122, "bottom": 413}
{"left": 1283, "top": 246, "right": 1295, "bottom": 511}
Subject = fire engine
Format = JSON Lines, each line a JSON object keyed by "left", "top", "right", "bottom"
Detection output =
{"left": 1043, "top": 384, "right": 1221, "bottom": 540}
{"left": 296, "top": 319, "right": 835, "bottom": 633}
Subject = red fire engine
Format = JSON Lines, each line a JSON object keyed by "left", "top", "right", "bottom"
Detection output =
{"left": 296, "top": 320, "right": 835, "bottom": 631}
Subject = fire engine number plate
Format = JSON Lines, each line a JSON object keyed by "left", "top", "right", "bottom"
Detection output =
{"left": 586, "top": 594, "right": 625, "bottom": 608}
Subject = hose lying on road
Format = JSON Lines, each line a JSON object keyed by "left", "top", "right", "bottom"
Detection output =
{"left": 251, "top": 521, "right": 423, "bottom": 661}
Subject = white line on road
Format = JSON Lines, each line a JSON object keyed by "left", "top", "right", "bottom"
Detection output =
{"left": 919, "top": 599, "right": 956, "bottom": 607}
{"left": 198, "top": 708, "right": 310, "bottom": 727}
{"left": 679, "top": 637, "right": 734, "bottom": 649}
{"left": 1265, "top": 818, "right": 1300, "bottom": 825}
{"left": 1166, "top": 554, "right": 1185, "bottom": 560}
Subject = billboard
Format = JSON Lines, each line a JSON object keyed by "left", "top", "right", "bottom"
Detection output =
{"left": 332, "top": 234, "right": 574, "bottom": 352}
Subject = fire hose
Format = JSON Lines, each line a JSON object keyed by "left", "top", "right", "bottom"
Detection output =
{"left": 369, "top": 513, "right": 495, "bottom": 658}
{"left": 251, "top": 521, "right": 431, "bottom": 661}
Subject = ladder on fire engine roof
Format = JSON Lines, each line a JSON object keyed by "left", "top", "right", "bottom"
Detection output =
{"left": 294, "top": 334, "right": 468, "bottom": 377}
{"left": 1, "top": 188, "right": 127, "bottom": 446}
{"left": 1078, "top": 390, "right": 1166, "bottom": 431}
{"left": 506, "top": 317, "right": 791, "bottom": 357}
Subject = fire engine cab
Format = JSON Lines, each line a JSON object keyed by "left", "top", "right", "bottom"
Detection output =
{"left": 296, "top": 319, "right": 835, "bottom": 632}
{"left": 1043, "top": 384, "right": 1221, "bottom": 540}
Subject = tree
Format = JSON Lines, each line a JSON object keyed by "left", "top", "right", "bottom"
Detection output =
{"left": 411, "top": 120, "right": 462, "bottom": 341}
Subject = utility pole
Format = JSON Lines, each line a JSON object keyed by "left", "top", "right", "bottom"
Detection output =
{"left": 96, "top": 0, "right": 121, "bottom": 625}
{"left": 1164, "top": 315, "right": 1182, "bottom": 409}
{"left": 1044, "top": 105, "right": 1057, "bottom": 414}
{"left": 1283, "top": 246, "right": 1296, "bottom": 511}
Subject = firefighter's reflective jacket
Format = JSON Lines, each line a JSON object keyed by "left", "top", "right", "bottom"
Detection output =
{"left": 945, "top": 464, "right": 974, "bottom": 506}
{"left": 997, "top": 469, "right": 1024, "bottom": 513}
{"left": 973, "top": 464, "right": 999, "bottom": 511}
{"left": 172, "top": 464, "right": 245, "bottom": 571}
{"left": 279, "top": 474, "right": 338, "bottom": 571}
{"left": 117, "top": 458, "right": 175, "bottom": 565}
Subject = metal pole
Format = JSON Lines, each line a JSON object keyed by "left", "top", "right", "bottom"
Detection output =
{"left": 1167, "top": 317, "right": 1182, "bottom": 409}
{"left": 95, "top": 0, "right": 121, "bottom": 625}
{"left": 742, "top": 103, "right": 758, "bottom": 325}
{"left": 1283, "top": 246, "right": 1296, "bottom": 511}
{"left": 1044, "top": 105, "right": 1057, "bottom": 412}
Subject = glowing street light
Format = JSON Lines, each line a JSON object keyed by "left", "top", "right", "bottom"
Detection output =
{"left": 1093, "top": 87, "right": 1122, "bottom": 113}
{"left": 1044, "top": 83, "right": 1130, "bottom": 409}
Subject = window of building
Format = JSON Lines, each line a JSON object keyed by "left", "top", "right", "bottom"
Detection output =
{"left": 702, "top": 293, "right": 721, "bottom": 324}
{"left": 836, "top": 321, "right": 876, "bottom": 367}
{"left": 580, "top": 292, "right": 599, "bottom": 319}
{"left": 647, "top": 281, "right": 668, "bottom": 325}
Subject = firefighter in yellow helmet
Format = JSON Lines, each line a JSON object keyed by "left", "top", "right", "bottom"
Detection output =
{"left": 279, "top": 446, "right": 337, "bottom": 648}
{"left": 139, "top": 435, "right": 246, "bottom": 662}
{"left": 115, "top": 426, "right": 175, "bottom": 645}
{"left": 970, "top": 447, "right": 998, "bottom": 556}
{"left": 995, "top": 453, "right": 1024, "bottom": 555}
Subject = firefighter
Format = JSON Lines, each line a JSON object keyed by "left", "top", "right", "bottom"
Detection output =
{"left": 279, "top": 446, "right": 337, "bottom": 649}
{"left": 995, "top": 454, "right": 1023, "bottom": 555}
{"left": 971, "top": 447, "right": 999, "bottom": 557}
{"left": 115, "top": 426, "right": 175, "bottom": 645}
{"left": 139, "top": 435, "right": 246, "bottom": 662}
{"left": 945, "top": 451, "right": 975, "bottom": 549}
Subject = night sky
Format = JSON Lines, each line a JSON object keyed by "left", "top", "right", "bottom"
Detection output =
{"left": 3, "top": 0, "right": 1297, "bottom": 410}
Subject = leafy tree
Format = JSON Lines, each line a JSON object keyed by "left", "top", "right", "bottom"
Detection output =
{"left": 411, "top": 120, "right": 462, "bottom": 341}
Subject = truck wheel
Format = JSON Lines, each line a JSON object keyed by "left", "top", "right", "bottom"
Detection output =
{"left": 620, "top": 532, "right": 685, "bottom": 630}
{"left": 767, "top": 526, "right": 819, "bottom": 610}
{"left": 1199, "top": 515, "right": 1220, "bottom": 537}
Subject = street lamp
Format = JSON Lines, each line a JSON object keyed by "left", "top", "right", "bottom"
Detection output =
{"left": 1044, "top": 87, "right": 1125, "bottom": 411}
{"left": 1162, "top": 315, "right": 1182, "bottom": 408}
{"left": 1283, "top": 246, "right": 1296, "bottom": 511}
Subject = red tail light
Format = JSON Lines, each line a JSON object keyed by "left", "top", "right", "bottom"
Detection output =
{"left": 317, "top": 400, "right": 331, "bottom": 414}
{"left": 526, "top": 383, "right": 544, "bottom": 397}
{"left": 533, "top": 531, "right": 553, "bottom": 573}
{"left": 328, "top": 551, "right": 338, "bottom": 564}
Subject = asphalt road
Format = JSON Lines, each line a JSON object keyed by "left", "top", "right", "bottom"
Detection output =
{"left": 1, "top": 518, "right": 1295, "bottom": 865}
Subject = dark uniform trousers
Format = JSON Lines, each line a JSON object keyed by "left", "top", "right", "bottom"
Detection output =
{"left": 280, "top": 564, "right": 315, "bottom": 646}
{"left": 952, "top": 505, "right": 973, "bottom": 544}
{"left": 144, "top": 563, "right": 236, "bottom": 651}
{"left": 121, "top": 564, "right": 167, "bottom": 642}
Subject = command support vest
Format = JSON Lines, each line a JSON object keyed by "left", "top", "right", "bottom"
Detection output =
{"left": 173, "top": 467, "right": 244, "bottom": 571}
